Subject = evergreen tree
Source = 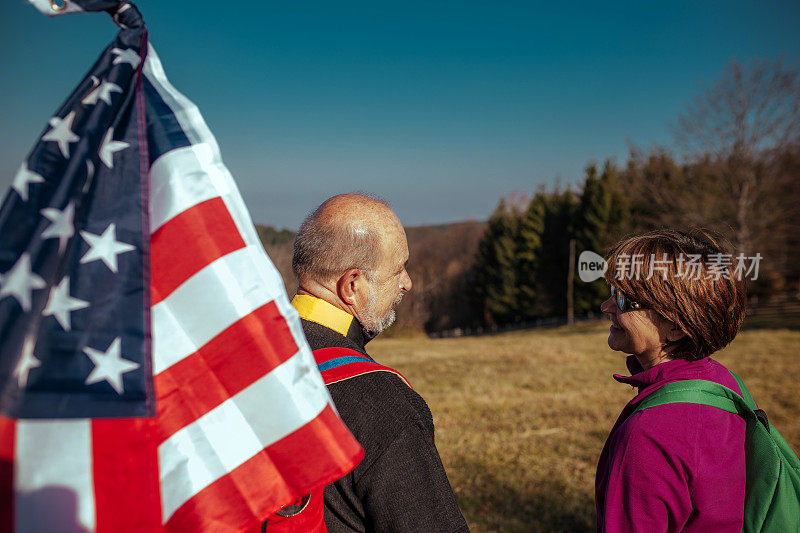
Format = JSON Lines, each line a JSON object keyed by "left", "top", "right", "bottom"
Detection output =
{"left": 537, "top": 189, "right": 578, "bottom": 317}
{"left": 574, "top": 163, "right": 614, "bottom": 313}
{"left": 603, "top": 160, "right": 632, "bottom": 242}
{"left": 573, "top": 160, "right": 632, "bottom": 314}
{"left": 472, "top": 199, "right": 521, "bottom": 325}
{"left": 516, "top": 192, "right": 547, "bottom": 319}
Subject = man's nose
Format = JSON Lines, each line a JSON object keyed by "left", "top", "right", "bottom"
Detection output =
{"left": 401, "top": 270, "right": 412, "bottom": 292}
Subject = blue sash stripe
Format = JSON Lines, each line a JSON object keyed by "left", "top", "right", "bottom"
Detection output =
{"left": 317, "top": 355, "right": 376, "bottom": 372}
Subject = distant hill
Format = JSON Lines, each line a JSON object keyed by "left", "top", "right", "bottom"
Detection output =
{"left": 255, "top": 225, "right": 295, "bottom": 247}
{"left": 400, "top": 221, "right": 486, "bottom": 332}
{"left": 256, "top": 220, "right": 486, "bottom": 334}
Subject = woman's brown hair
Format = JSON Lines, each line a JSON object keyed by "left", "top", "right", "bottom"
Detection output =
{"left": 604, "top": 229, "right": 747, "bottom": 361}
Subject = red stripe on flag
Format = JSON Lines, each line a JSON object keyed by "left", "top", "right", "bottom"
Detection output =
{"left": 92, "top": 418, "right": 162, "bottom": 533}
{"left": 164, "top": 404, "right": 364, "bottom": 533}
{"left": 0, "top": 416, "right": 15, "bottom": 532}
{"left": 150, "top": 197, "right": 246, "bottom": 305}
{"left": 154, "top": 301, "right": 299, "bottom": 439}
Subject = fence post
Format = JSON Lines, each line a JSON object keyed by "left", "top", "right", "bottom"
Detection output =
{"left": 567, "top": 238, "right": 575, "bottom": 326}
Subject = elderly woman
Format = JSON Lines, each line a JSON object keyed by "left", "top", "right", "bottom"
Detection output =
{"left": 595, "top": 229, "right": 747, "bottom": 532}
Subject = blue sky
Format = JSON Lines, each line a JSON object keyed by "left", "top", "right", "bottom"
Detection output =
{"left": 1, "top": 1, "right": 799, "bottom": 228}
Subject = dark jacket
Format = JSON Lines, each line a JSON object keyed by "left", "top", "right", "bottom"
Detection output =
{"left": 292, "top": 295, "right": 469, "bottom": 533}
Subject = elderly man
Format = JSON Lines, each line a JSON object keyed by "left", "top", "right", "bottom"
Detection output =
{"left": 290, "top": 193, "right": 468, "bottom": 532}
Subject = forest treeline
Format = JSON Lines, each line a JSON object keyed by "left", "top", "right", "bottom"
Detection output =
{"left": 259, "top": 59, "right": 800, "bottom": 335}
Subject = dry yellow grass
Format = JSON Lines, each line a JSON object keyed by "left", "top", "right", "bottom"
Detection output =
{"left": 369, "top": 321, "right": 800, "bottom": 533}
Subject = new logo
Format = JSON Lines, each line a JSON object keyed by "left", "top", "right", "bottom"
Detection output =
{"left": 578, "top": 251, "right": 607, "bottom": 282}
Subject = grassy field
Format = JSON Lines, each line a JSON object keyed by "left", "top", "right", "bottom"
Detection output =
{"left": 368, "top": 321, "right": 800, "bottom": 532}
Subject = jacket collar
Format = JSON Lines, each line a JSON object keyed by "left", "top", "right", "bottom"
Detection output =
{"left": 291, "top": 294, "right": 371, "bottom": 347}
{"left": 600, "top": 355, "right": 717, "bottom": 448}
{"left": 614, "top": 354, "right": 712, "bottom": 395}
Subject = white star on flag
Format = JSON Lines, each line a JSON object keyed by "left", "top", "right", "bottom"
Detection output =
{"left": 0, "top": 253, "right": 47, "bottom": 312}
{"left": 99, "top": 128, "right": 130, "bottom": 168}
{"left": 82, "top": 80, "right": 122, "bottom": 105}
{"left": 82, "top": 337, "right": 140, "bottom": 394}
{"left": 111, "top": 47, "right": 141, "bottom": 69}
{"left": 40, "top": 201, "right": 76, "bottom": 254}
{"left": 12, "top": 162, "right": 45, "bottom": 202}
{"left": 13, "top": 335, "right": 40, "bottom": 388}
{"left": 43, "top": 276, "right": 89, "bottom": 331}
{"left": 79, "top": 223, "right": 135, "bottom": 272}
{"left": 42, "top": 111, "right": 80, "bottom": 159}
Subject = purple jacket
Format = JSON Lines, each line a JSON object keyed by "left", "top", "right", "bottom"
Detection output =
{"left": 595, "top": 356, "right": 746, "bottom": 532}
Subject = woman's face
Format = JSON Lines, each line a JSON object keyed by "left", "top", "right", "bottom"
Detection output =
{"left": 600, "top": 288, "right": 680, "bottom": 369}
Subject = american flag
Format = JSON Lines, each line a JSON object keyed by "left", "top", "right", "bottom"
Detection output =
{"left": 0, "top": 1, "right": 363, "bottom": 531}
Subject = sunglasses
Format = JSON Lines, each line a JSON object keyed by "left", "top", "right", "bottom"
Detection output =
{"left": 609, "top": 286, "right": 644, "bottom": 312}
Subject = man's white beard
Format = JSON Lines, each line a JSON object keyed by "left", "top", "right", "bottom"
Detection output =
{"left": 362, "top": 289, "right": 404, "bottom": 336}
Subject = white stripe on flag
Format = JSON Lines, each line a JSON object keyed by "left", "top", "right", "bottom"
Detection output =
{"left": 158, "top": 349, "right": 330, "bottom": 521}
{"left": 15, "top": 420, "right": 95, "bottom": 532}
{"left": 152, "top": 245, "right": 285, "bottom": 374}
{"left": 149, "top": 144, "right": 231, "bottom": 233}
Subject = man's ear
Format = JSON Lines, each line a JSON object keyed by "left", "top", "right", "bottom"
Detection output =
{"left": 336, "top": 268, "right": 362, "bottom": 306}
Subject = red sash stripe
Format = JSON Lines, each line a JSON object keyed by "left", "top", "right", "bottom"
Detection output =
{"left": 313, "top": 348, "right": 412, "bottom": 389}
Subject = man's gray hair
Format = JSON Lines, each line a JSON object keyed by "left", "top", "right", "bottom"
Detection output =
{"left": 292, "top": 194, "right": 390, "bottom": 282}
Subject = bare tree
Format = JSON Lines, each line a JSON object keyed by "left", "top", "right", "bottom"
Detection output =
{"left": 673, "top": 59, "right": 800, "bottom": 258}
{"left": 677, "top": 59, "right": 800, "bottom": 159}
